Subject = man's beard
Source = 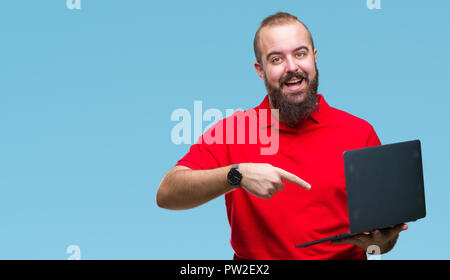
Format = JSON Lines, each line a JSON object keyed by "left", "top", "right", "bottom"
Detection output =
{"left": 264, "top": 65, "right": 319, "bottom": 127}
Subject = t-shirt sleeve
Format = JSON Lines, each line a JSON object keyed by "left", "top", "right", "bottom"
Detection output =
{"left": 366, "top": 125, "right": 381, "bottom": 147}
{"left": 176, "top": 120, "right": 230, "bottom": 170}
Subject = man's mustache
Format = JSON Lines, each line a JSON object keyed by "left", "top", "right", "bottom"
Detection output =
{"left": 279, "top": 72, "right": 308, "bottom": 87}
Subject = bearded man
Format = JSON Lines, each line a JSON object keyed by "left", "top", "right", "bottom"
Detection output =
{"left": 156, "top": 12, "right": 407, "bottom": 260}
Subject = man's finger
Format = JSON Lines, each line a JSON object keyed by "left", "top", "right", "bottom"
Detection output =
{"left": 386, "top": 223, "right": 408, "bottom": 238}
{"left": 275, "top": 168, "right": 311, "bottom": 190}
{"left": 274, "top": 181, "right": 285, "bottom": 191}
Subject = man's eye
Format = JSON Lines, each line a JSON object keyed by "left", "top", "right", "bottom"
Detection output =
{"left": 271, "top": 57, "right": 282, "bottom": 63}
{"left": 296, "top": 52, "right": 306, "bottom": 58}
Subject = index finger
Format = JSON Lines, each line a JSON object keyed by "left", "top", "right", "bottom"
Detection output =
{"left": 275, "top": 167, "right": 311, "bottom": 190}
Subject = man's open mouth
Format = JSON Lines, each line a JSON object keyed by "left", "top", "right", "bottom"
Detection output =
{"left": 283, "top": 77, "right": 305, "bottom": 90}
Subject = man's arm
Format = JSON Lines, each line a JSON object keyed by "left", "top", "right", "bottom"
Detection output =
{"left": 156, "top": 165, "right": 235, "bottom": 210}
{"left": 156, "top": 163, "right": 311, "bottom": 210}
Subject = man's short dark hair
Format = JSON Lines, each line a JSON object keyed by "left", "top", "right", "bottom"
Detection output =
{"left": 253, "top": 12, "right": 315, "bottom": 66}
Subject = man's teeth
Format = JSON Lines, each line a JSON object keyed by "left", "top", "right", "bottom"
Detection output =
{"left": 286, "top": 78, "right": 302, "bottom": 84}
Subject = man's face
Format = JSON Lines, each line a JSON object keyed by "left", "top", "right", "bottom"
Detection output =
{"left": 255, "top": 22, "right": 319, "bottom": 126}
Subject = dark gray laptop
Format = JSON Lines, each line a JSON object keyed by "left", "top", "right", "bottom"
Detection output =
{"left": 296, "top": 139, "right": 426, "bottom": 248}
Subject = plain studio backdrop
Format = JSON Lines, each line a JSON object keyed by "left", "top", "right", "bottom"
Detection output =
{"left": 0, "top": 0, "right": 448, "bottom": 259}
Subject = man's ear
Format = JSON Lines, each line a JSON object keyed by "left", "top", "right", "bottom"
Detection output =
{"left": 314, "top": 48, "right": 318, "bottom": 64}
{"left": 254, "top": 61, "right": 265, "bottom": 80}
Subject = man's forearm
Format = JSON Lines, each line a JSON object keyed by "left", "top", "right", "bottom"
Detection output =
{"left": 156, "top": 165, "right": 236, "bottom": 210}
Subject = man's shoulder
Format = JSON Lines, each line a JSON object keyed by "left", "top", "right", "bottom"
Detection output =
{"left": 327, "top": 104, "right": 375, "bottom": 131}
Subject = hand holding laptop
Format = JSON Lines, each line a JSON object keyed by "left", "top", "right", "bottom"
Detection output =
{"left": 296, "top": 140, "right": 425, "bottom": 249}
{"left": 331, "top": 223, "right": 408, "bottom": 254}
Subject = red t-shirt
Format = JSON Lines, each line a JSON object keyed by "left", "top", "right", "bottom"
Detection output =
{"left": 176, "top": 94, "right": 381, "bottom": 260}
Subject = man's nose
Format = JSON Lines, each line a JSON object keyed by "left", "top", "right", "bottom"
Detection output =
{"left": 285, "top": 56, "right": 299, "bottom": 73}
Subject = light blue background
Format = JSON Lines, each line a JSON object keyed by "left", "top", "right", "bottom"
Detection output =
{"left": 0, "top": 0, "right": 448, "bottom": 259}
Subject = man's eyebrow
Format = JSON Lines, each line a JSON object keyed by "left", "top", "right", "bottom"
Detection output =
{"left": 266, "top": 46, "right": 310, "bottom": 61}
{"left": 293, "top": 46, "right": 310, "bottom": 52}
{"left": 265, "top": 51, "right": 282, "bottom": 61}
